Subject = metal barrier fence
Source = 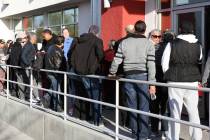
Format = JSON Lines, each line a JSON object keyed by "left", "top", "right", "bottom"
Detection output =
{"left": 0, "top": 64, "right": 210, "bottom": 140}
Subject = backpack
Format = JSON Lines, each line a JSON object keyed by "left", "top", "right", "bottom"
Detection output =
{"left": 33, "top": 51, "right": 45, "bottom": 71}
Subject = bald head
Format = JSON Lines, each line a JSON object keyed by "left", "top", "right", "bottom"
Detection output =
{"left": 125, "top": 25, "right": 135, "bottom": 34}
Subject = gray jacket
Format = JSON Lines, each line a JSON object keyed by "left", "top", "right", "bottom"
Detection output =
{"left": 202, "top": 50, "right": 210, "bottom": 85}
{"left": 110, "top": 34, "right": 156, "bottom": 81}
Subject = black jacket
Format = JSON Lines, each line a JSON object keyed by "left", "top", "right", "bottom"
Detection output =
{"left": 42, "top": 34, "right": 57, "bottom": 52}
{"left": 20, "top": 42, "right": 36, "bottom": 68}
{"left": 69, "top": 33, "right": 104, "bottom": 75}
{"left": 45, "top": 45, "right": 64, "bottom": 71}
{"left": 9, "top": 42, "right": 22, "bottom": 66}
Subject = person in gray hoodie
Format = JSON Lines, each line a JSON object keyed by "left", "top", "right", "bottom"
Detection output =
{"left": 109, "top": 20, "right": 156, "bottom": 140}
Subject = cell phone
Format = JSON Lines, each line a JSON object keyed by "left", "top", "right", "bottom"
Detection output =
{"left": 151, "top": 94, "right": 156, "bottom": 100}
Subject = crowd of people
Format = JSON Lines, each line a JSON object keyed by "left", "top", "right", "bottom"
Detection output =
{"left": 0, "top": 19, "right": 208, "bottom": 140}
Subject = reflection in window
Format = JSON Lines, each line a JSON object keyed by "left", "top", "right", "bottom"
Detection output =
{"left": 161, "top": 0, "right": 171, "bottom": 9}
{"left": 23, "top": 17, "right": 33, "bottom": 31}
{"left": 34, "top": 15, "right": 44, "bottom": 28}
{"left": 48, "top": 11, "right": 62, "bottom": 26}
{"left": 161, "top": 12, "right": 171, "bottom": 31}
{"left": 174, "top": 0, "right": 210, "bottom": 6}
{"left": 63, "top": 9, "right": 75, "bottom": 24}
{"left": 50, "top": 26, "right": 61, "bottom": 35}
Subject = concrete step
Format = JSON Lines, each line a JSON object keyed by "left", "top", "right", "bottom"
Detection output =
{"left": 0, "top": 120, "right": 34, "bottom": 140}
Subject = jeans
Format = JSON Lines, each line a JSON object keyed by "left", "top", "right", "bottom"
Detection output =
{"left": 81, "top": 77, "right": 102, "bottom": 125}
{"left": 67, "top": 68, "right": 76, "bottom": 115}
{"left": 48, "top": 74, "right": 59, "bottom": 111}
{"left": 17, "top": 69, "right": 30, "bottom": 100}
{"left": 124, "top": 73, "right": 150, "bottom": 139}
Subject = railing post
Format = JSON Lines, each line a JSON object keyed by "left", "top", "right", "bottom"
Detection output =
{"left": 64, "top": 73, "right": 67, "bottom": 121}
{"left": 209, "top": 92, "right": 210, "bottom": 140}
{"left": 6, "top": 65, "right": 9, "bottom": 99}
{"left": 30, "top": 68, "right": 33, "bottom": 108}
{"left": 115, "top": 80, "right": 119, "bottom": 140}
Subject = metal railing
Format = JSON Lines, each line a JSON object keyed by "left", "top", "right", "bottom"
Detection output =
{"left": 0, "top": 64, "right": 210, "bottom": 140}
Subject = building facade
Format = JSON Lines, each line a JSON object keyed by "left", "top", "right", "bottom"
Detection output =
{"left": 0, "top": 0, "right": 210, "bottom": 120}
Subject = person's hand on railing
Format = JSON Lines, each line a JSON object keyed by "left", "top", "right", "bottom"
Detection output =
{"left": 108, "top": 73, "right": 120, "bottom": 80}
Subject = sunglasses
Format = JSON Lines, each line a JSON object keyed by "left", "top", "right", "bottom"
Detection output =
{"left": 152, "top": 35, "right": 162, "bottom": 39}
{"left": 20, "top": 41, "right": 26, "bottom": 44}
{"left": 0, "top": 42, "right": 5, "bottom": 44}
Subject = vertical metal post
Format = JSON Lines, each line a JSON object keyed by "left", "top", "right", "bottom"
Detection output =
{"left": 64, "top": 73, "right": 67, "bottom": 121}
{"left": 30, "top": 68, "right": 33, "bottom": 108}
{"left": 209, "top": 92, "right": 210, "bottom": 140}
{"left": 115, "top": 80, "right": 119, "bottom": 140}
{"left": 6, "top": 66, "right": 9, "bottom": 99}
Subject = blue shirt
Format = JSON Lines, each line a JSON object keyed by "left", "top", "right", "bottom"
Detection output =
{"left": 64, "top": 37, "right": 73, "bottom": 59}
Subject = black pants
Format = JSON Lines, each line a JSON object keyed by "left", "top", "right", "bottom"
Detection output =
{"left": 150, "top": 85, "right": 169, "bottom": 132}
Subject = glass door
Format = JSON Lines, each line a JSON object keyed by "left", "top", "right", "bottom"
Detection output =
{"left": 173, "top": 7, "right": 205, "bottom": 45}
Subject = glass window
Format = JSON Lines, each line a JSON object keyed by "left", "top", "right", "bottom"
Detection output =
{"left": 48, "top": 11, "right": 62, "bottom": 26}
{"left": 161, "top": 0, "right": 171, "bottom": 9}
{"left": 34, "top": 15, "right": 44, "bottom": 28}
{"left": 35, "top": 28, "right": 44, "bottom": 43}
{"left": 23, "top": 17, "right": 33, "bottom": 31}
{"left": 174, "top": 0, "right": 210, "bottom": 6}
{"left": 63, "top": 9, "right": 75, "bottom": 24}
{"left": 75, "top": 8, "right": 79, "bottom": 23}
{"left": 161, "top": 12, "right": 171, "bottom": 31}
{"left": 14, "top": 18, "right": 22, "bottom": 31}
{"left": 50, "top": 26, "right": 61, "bottom": 35}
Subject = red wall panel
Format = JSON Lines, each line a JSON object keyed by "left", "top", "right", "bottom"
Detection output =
{"left": 101, "top": 0, "right": 145, "bottom": 50}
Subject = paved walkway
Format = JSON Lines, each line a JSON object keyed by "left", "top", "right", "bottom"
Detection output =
{"left": 0, "top": 120, "right": 33, "bottom": 140}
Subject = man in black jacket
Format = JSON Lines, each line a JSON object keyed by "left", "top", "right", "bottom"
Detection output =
{"left": 19, "top": 32, "right": 37, "bottom": 101}
{"left": 69, "top": 25, "right": 104, "bottom": 126}
{"left": 45, "top": 36, "right": 64, "bottom": 111}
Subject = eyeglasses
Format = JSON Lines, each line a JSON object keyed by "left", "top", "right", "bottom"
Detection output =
{"left": 152, "top": 35, "right": 162, "bottom": 39}
{"left": 20, "top": 41, "right": 26, "bottom": 44}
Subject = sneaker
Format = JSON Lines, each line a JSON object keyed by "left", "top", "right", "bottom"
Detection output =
{"left": 161, "top": 131, "right": 168, "bottom": 140}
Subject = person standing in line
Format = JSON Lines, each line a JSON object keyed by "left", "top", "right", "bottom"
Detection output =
{"left": 0, "top": 39, "right": 9, "bottom": 94}
{"left": 162, "top": 21, "right": 203, "bottom": 140}
{"left": 109, "top": 20, "right": 156, "bottom": 140}
{"left": 149, "top": 29, "right": 175, "bottom": 139}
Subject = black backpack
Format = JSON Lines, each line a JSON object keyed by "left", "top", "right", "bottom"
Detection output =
{"left": 33, "top": 52, "right": 45, "bottom": 71}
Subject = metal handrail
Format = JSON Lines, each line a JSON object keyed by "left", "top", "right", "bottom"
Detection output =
{"left": 1, "top": 64, "right": 210, "bottom": 140}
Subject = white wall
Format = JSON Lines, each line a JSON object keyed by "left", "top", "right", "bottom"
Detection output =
{"left": 145, "top": 0, "right": 158, "bottom": 37}
{"left": 78, "top": 1, "right": 92, "bottom": 35}
{"left": 0, "top": 0, "right": 69, "bottom": 18}
{"left": 0, "top": 19, "right": 14, "bottom": 41}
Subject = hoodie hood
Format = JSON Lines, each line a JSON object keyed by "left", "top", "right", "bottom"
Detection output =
{"left": 79, "top": 33, "right": 96, "bottom": 43}
{"left": 177, "top": 34, "right": 198, "bottom": 43}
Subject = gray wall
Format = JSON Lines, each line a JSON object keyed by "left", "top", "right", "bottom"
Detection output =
{"left": 0, "top": 96, "right": 113, "bottom": 140}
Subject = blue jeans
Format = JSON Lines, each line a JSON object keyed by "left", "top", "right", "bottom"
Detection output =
{"left": 124, "top": 73, "right": 150, "bottom": 139}
{"left": 68, "top": 68, "right": 77, "bottom": 114}
{"left": 82, "top": 77, "right": 102, "bottom": 125}
{"left": 48, "top": 74, "right": 59, "bottom": 111}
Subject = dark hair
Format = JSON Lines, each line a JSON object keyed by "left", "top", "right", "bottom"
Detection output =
{"left": 162, "top": 31, "right": 176, "bottom": 43}
{"left": 134, "top": 20, "right": 146, "bottom": 33}
{"left": 179, "top": 21, "right": 194, "bottom": 34}
{"left": 55, "top": 36, "right": 65, "bottom": 45}
{"left": 88, "top": 25, "right": 99, "bottom": 35}
{"left": 42, "top": 29, "right": 52, "bottom": 35}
